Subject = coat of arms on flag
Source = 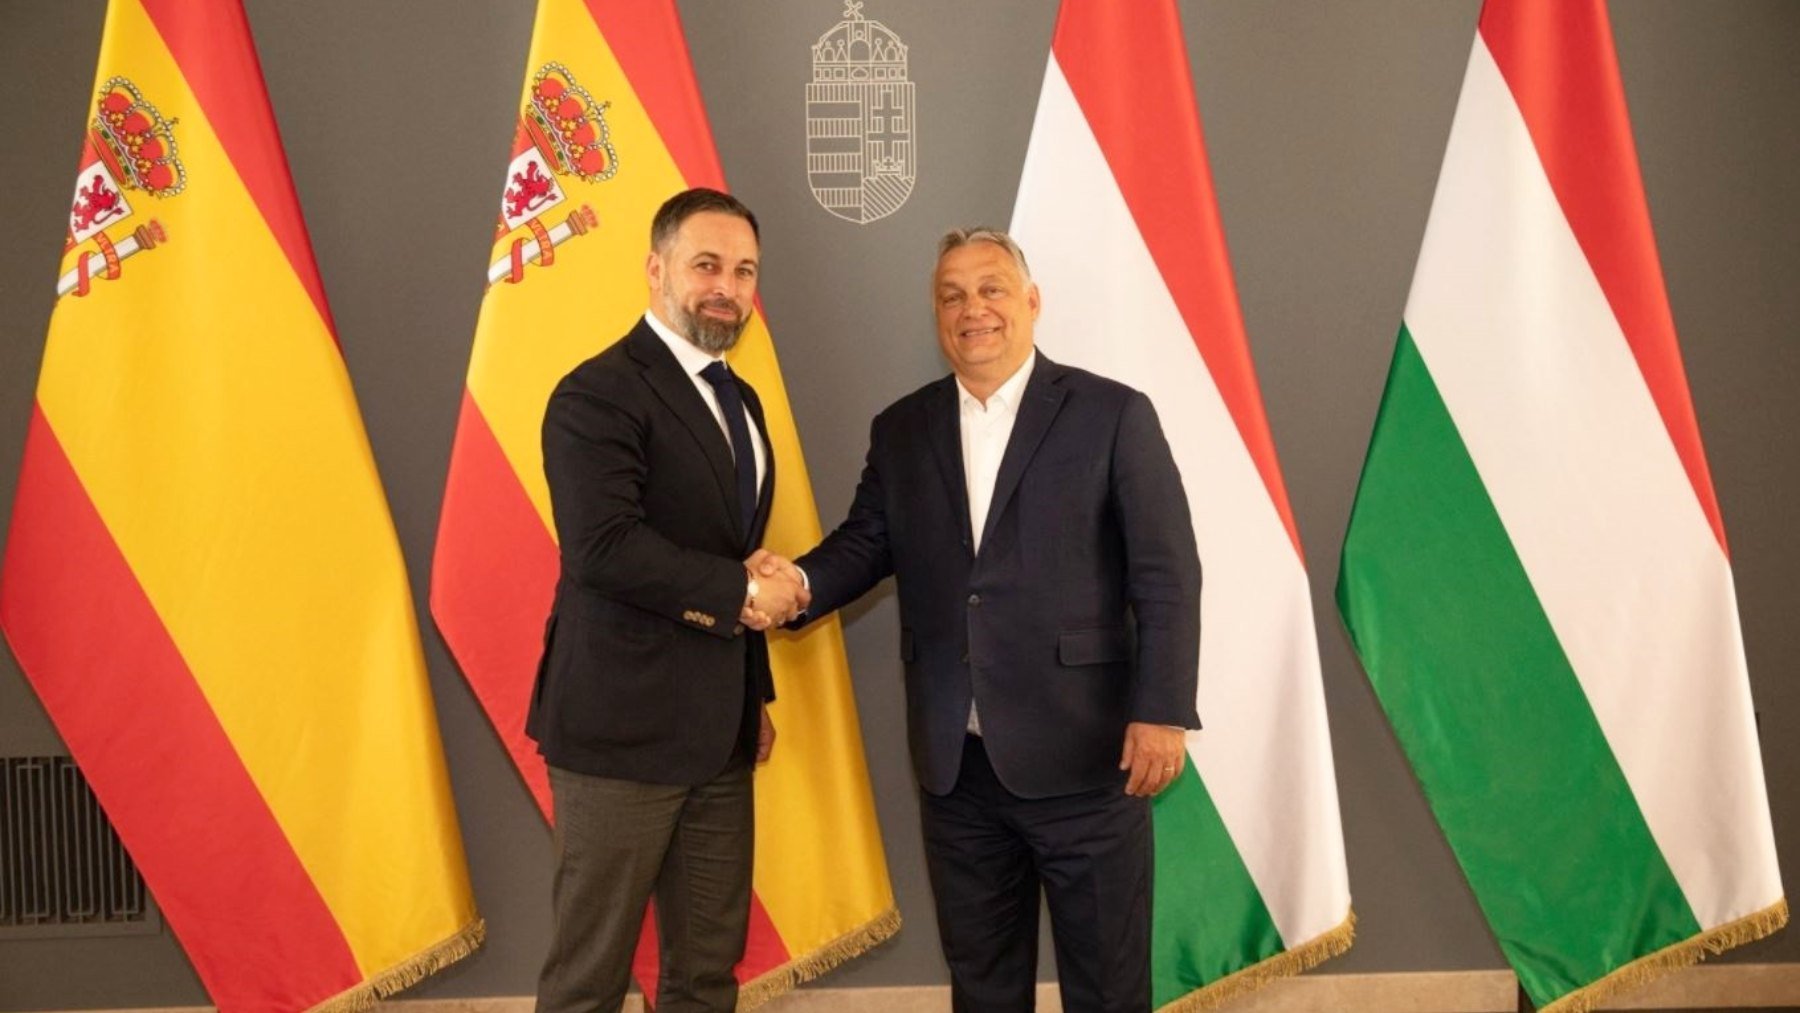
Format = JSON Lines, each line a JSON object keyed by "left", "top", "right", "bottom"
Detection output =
{"left": 58, "top": 78, "right": 182, "bottom": 299}
{"left": 488, "top": 62, "right": 616, "bottom": 287}
{"left": 2, "top": 2, "right": 484, "bottom": 1009}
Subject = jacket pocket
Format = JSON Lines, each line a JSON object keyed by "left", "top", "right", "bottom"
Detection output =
{"left": 1057, "top": 627, "right": 1128, "bottom": 666}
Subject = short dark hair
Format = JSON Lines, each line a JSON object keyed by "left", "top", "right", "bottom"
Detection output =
{"left": 650, "top": 187, "right": 760, "bottom": 251}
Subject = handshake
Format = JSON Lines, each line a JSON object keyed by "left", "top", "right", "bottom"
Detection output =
{"left": 740, "top": 549, "right": 810, "bottom": 631}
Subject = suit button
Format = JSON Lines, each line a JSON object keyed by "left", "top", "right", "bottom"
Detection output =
{"left": 967, "top": 593, "right": 981, "bottom": 606}
{"left": 960, "top": 651, "right": 969, "bottom": 663}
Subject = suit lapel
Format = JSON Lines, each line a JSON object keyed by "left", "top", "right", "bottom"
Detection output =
{"left": 925, "top": 378, "right": 975, "bottom": 554}
{"left": 627, "top": 323, "right": 741, "bottom": 530}
{"left": 979, "top": 355, "right": 1068, "bottom": 553}
{"left": 740, "top": 377, "right": 776, "bottom": 547}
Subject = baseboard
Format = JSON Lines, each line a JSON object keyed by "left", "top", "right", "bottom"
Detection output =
{"left": 386, "top": 965, "right": 1800, "bottom": 1012}
{"left": 27, "top": 964, "right": 1800, "bottom": 1013}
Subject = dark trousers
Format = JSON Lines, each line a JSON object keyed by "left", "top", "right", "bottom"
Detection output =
{"left": 920, "top": 735, "right": 1153, "bottom": 1013}
{"left": 536, "top": 759, "right": 753, "bottom": 1013}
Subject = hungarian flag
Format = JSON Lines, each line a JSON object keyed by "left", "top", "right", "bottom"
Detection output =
{"left": 1337, "top": 1, "right": 1787, "bottom": 1009}
{"left": 0, "top": 1, "right": 482, "bottom": 1010}
{"left": 1010, "top": 1, "right": 1353, "bottom": 1007}
{"left": 428, "top": 0, "right": 897, "bottom": 1004}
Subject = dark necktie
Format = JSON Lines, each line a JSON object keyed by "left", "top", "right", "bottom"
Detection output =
{"left": 699, "top": 360, "right": 758, "bottom": 543}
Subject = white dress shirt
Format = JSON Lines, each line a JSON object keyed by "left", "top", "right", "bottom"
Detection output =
{"left": 645, "top": 310, "right": 767, "bottom": 493}
{"left": 958, "top": 351, "right": 1037, "bottom": 735}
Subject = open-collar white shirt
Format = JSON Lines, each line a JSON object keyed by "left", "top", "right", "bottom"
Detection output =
{"left": 958, "top": 351, "right": 1036, "bottom": 556}
{"left": 957, "top": 350, "right": 1036, "bottom": 735}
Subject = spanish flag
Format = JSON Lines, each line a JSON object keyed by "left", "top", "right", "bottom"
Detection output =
{"left": 0, "top": 1, "right": 482, "bottom": 1009}
{"left": 429, "top": 0, "right": 897, "bottom": 1005}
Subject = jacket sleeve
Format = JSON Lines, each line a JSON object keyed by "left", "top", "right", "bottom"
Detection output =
{"left": 794, "top": 419, "right": 897, "bottom": 622}
{"left": 1112, "top": 390, "right": 1203, "bottom": 726}
{"left": 543, "top": 384, "right": 746, "bottom": 639}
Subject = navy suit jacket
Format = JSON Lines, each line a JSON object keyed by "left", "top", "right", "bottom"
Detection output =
{"left": 527, "top": 320, "right": 776, "bottom": 786}
{"left": 798, "top": 354, "right": 1201, "bottom": 798}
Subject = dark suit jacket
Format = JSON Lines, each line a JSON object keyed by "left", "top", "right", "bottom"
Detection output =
{"left": 526, "top": 319, "right": 776, "bottom": 786}
{"left": 798, "top": 354, "right": 1201, "bottom": 799}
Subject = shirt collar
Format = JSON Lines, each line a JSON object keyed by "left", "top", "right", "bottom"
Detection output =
{"left": 957, "top": 350, "right": 1037, "bottom": 413}
{"left": 645, "top": 309, "right": 725, "bottom": 378}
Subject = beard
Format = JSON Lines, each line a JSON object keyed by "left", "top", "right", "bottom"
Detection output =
{"left": 671, "top": 295, "right": 749, "bottom": 354}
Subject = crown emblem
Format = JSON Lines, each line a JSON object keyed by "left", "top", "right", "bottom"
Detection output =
{"left": 90, "top": 77, "right": 185, "bottom": 197}
{"left": 524, "top": 63, "right": 618, "bottom": 182}
{"left": 811, "top": 0, "right": 908, "bottom": 77}
{"left": 57, "top": 77, "right": 184, "bottom": 299}
{"left": 485, "top": 61, "right": 618, "bottom": 285}
{"left": 805, "top": 0, "right": 917, "bottom": 224}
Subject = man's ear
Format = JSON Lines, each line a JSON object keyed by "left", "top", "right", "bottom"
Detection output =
{"left": 1028, "top": 282, "right": 1042, "bottom": 320}
{"left": 646, "top": 249, "right": 664, "bottom": 294}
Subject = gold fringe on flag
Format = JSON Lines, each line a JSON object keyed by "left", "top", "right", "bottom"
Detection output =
{"left": 739, "top": 907, "right": 903, "bottom": 1010}
{"left": 1541, "top": 897, "right": 1788, "bottom": 1013}
{"left": 1156, "top": 909, "right": 1356, "bottom": 1013}
{"left": 309, "top": 918, "right": 487, "bottom": 1013}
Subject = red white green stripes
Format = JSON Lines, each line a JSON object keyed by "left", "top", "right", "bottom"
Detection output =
{"left": 1012, "top": 2, "right": 1352, "bottom": 1007}
{"left": 1338, "top": 2, "right": 1785, "bottom": 1009}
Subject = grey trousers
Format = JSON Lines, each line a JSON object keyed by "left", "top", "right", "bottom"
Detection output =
{"left": 536, "top": 759, "right": 754, "bottom": 1013}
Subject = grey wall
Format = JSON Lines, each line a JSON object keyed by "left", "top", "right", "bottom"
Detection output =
{"left": 1, "top": 1, "right": 1795, "bottom": 1007}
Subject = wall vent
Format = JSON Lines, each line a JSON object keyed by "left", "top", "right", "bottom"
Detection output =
{"left": 1, "top": 755, "right": 160, "bottom": 937}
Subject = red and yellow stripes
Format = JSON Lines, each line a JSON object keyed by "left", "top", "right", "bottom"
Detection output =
{"left": 1, "top": 1, "right": 480, "bottom": 1009}
{"left": 134, "top": 0, "right": 334, "bottom": 330}
{"left": 430, "top": 0, "right": 895, "bottom": 1005}
{"left": 434, "top": 391, "right": 560, "bottom": 811}
{"left": 4, "top": 409, "right": 366, "bottom": 1010}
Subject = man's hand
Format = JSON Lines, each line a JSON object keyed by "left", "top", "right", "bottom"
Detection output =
{"left": 741, "top": 549, "right": 810, "bottom": 630}
{"left": 1119, "top": 722, "right": 1186, "bottom": 797}
{"left": 756, "top": 705, "right": 776, "bottom": 764}
{"left": 748, "top": 548, "right": 808, "bottom": 588}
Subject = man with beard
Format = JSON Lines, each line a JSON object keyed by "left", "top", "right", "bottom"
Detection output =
{"left": 528, "top": 187, "right": 807, "bottom": 1012}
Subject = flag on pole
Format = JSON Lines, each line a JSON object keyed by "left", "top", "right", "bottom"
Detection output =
{"left": 0, "top": 1, "right": 482, "bottom": 1009}
{"left": 1010, "top": 1, "right": 1353, "bottom": 1008}
{"left": 1336, "top": 1, "right": 1787, "bottom": 1009}
{"left": 428, "top": 1, "right": 897, "bottom": 1004}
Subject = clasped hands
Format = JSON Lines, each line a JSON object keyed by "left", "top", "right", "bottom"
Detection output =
{"left": 740, "top": 548, "right": 809, "bottom": 631}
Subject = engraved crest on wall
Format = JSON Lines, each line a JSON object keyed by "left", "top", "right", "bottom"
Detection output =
{"left": 806, "top": 1, "right": 916, "bottom": 224}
